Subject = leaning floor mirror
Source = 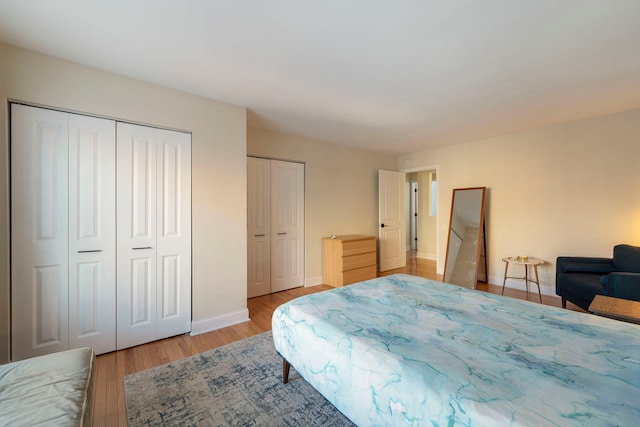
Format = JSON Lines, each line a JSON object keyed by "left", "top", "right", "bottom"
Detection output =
{"left": 443, "top": 187, "right": 487, "bottom": 289}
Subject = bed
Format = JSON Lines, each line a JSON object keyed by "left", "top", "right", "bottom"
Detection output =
{"left": 272, "top": 274, "right": 640, "bottom": 426}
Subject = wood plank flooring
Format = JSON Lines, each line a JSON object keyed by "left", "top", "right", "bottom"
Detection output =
{"left": 91, "top": 256, "right": 582, "bottom": 426}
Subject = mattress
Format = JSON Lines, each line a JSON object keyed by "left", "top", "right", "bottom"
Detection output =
{"left": 0, "top": 347, "right": 95, "bottom": 426}
{"left": 272, "top": 274, "right": 640, "bottom": 426}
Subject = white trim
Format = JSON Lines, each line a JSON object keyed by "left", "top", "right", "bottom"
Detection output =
{"left": 305, "top": 275, "right": 324, "bottom": 286}
{"left": 401, "top": 164, "right": 438, "bottom": 173}
{"left": 487, "top": 274, "right": 555, "bottom": 296}
{"left": 190, "top": 309, "right": 250, "bottom": 336}
{"left": 416, "top": 251, "right": 436, "bottom": 260}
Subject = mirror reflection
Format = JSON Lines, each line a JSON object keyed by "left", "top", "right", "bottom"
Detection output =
{"left": 443, "top": 187, "right": 487, "bottom": 289}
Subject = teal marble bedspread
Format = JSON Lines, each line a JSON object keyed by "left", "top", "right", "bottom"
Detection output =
{"left": 272, "top": 274, "right": 640, "bottom": 426}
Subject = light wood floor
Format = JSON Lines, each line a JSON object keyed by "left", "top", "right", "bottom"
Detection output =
{"left": 91, "top": 256, "right": 582, "bottom": 426}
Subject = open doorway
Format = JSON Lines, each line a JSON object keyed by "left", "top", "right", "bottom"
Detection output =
{"left": 405, "top": 169, "right": 438, "bottom": 265}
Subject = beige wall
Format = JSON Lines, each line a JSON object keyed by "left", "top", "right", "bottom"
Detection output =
{"left": 0, "top": 44, "right": 247, "bottom": 363}
{"left": 247, "top": 128, "right": 397, "bottom": 283}
{"left": 399, "top": 109, "right": 640, "bottom": 293}
{"left": 417, "top": 170, "right": 437, "bottom": 260}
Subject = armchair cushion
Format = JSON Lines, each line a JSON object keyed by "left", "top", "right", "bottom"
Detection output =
{"left": 602, "top": 272, "right": 640, "bottom": 301}
{"left": 613, "top": 244, "right": 640, "bottom": 273}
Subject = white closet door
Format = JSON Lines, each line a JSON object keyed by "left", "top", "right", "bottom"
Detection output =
{"left": 68, "top": 114, "right": 116, "bottom": 354}
{"left": 11, "top": 104, "right": 70, "bottom": 360}
{"left": 270, "top": 160, "right": 304, "bottom": 292}
{"left": 117, "top": 123, "right": 191, "bottom": 349}
{"left": 116, "top": 123, "right": 158, "bottom": 349}
{"left": 247, "top": 157, "right": 271, "bottom": 298}
{"left": 155, "top": 128, "right": 191, "bottom": 340}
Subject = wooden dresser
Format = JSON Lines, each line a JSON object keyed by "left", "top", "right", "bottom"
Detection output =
{"left": 323, "top": 235, "right": 377, "bottom": 287}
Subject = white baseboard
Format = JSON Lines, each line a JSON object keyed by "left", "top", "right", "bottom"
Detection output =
{"left": 416, "top": 252, "right": 436, "bottom": 260}
{"left": 190, "top": 308, "right": 250, "bottom": 336}
{"left": 305, "top": 275, "right": 324, "bottom": 286}
{"left": 486, "top": 274, "right": 555, "bottom": 296}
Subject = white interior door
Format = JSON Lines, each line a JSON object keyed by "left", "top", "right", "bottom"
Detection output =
{"left": 270, "top": 160, "right": 304, "bottom": 292}
{"left": 378, "top": 169, "right": 406, "bottom": 271}
{"left": 247, "top": 157, "right": 271, "bottom": 298}
{"left": 155, "top": 128, "right": 192, "bottom": 340}
{"left": 117, "top": 123, "right": 158, "bottom": 349}
{"left": 68, "top": 114, "right": 116, "bottom": 354}
{"left": 11, "top": 104, "right": 70, "bottom": 360}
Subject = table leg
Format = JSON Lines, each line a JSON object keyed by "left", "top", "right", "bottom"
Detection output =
{"left": 534, "top": 265, "right": 542, "bottom": 303}
{"left": 501, "top": 261, "right": 509, "bottom": 295}
{"left": 525, "top": 265, "right": 530, "bottom": 295}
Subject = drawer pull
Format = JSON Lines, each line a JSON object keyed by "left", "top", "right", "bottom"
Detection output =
{"left": 254, "top": 234, "right": 265, "bottom": 237}
{"left": 132, "top": 246, "right": 152, "bottom": 250}
{"left": 78, "top": 249, "right": 102, "bottom": 253}
{"left": 277, "top": 232, "right": 287, "bottom": 235}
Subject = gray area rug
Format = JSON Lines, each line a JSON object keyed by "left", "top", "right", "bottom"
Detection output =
{"left": 124, "top": 331, "right": 355, "bottom": 426}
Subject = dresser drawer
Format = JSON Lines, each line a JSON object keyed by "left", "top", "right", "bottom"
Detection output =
{"left": 343, "top": 265, "right": 377, "bottom": 285}
{"left": 342, "top": 238, "right": 376, "bottom": 257}
{"left": 342, "top": 251, "right": 376, "bottom": 271}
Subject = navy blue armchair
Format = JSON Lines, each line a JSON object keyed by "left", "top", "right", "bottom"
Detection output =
{"left": 556, "top": 244, "right": 640, "bottom": 311}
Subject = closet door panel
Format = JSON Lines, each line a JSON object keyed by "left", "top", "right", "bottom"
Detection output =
{"left": 156, "top": 129, "right": 191, "bottom": 339}
{"left": 131, "top": 137, "right": 157, "bottom": 244}
{"left": 286, "top": 163, "right": 305, "bottom": 283}
{"left": 247, "top": 157, "right": 271, "bottom": 298}
{"left": 270, "top": 160, "right": 304, "bottom": 292}
{"left": 117, "top": 123, "right": 158, "bottom": 349}
{"left": 68, "top": 114, "right": 116, "bottom": 354}
{"left": 11, "top": 105, "right": 69, "bottom": 360}
{"left": 130, "top": 256, "right": 154, "bottom": 324}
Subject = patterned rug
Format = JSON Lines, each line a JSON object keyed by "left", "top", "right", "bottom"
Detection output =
{"left": 124, "top": 331, "right": 355, "bottom": 426}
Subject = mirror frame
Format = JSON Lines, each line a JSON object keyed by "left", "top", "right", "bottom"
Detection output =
{"left": 443, "top": 187, "right": 487, "bottom": 289}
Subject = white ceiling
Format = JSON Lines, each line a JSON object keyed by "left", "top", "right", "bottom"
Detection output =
{"left": 2, "top": 1, "right": 640, "bottom": 155}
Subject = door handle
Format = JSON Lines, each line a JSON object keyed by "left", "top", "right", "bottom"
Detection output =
{"left": 78, "top": 249, "right": 102, "bottom": 253}
{"left": 132, "top": 246, "right": 152, "bottom": 250}
{"left": 380, "top": 224, "right": 385, "bottom": 228}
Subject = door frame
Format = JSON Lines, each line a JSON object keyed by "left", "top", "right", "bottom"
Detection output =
{"left": 400, "top": 164, "right": 440, "bottom": 270}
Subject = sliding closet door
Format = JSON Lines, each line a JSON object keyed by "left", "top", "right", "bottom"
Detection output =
{"left": 247, "top": 157, "right": 271, "bottom": 298}
{"left": 155, "top": 128, "right": 191, "bottom": 340}
{"left": 11, "top": 105, "right": 70, "bottom": 360}
{"left": 270, "top": 160, "right": 304, "bottom": 292}
{"left": 68, "top": 114, "right": 116, "bottom": 354}
{"left": 117, "top": 123, "right": 191, "bottom": 349}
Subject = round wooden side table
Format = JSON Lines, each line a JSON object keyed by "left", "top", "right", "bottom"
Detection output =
{"left": 501, "top": 256, "right": 545, "bottom": 303}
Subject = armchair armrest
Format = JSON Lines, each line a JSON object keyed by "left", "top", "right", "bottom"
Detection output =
{"left": 603, "top": 272, "right": 640, "bottom": 302}
{"left": 556, "top": 256, "right": 615, "bottom": 274}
